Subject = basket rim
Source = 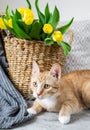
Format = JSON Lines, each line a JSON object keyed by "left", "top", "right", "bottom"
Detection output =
{"left": 5, "top": 33, "right": 47, "bottom": 44}
{"left": 5, "top": 29, "right": 73, "bottom": 46}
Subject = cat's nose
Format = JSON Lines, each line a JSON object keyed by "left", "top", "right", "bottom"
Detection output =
{"left": 37, "top": 92, "right": 41, "bottom": 96}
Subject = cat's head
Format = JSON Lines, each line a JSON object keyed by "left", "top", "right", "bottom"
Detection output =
{"left": 31, "top": 61, "right": 61, "bottom": 99}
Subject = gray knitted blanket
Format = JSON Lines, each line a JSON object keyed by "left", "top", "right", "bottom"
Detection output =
{"left": 0, "top": 32, "right": 35, "bottom": 128}
{"left": 0, "top": 65, "right": 35, "bottom": 129}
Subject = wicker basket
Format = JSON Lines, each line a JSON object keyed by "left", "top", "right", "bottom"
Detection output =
{"left": 4, "top": 30, "right": 73, "bottom": 99}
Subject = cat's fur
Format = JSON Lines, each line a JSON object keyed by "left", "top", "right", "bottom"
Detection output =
{"left": 28, "top": 61, "right": 90, "bottom": 124}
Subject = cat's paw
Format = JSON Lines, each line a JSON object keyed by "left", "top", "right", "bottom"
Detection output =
{"left": 27, "top": 108, "right": 37, "bottom": 115}
{"left": 59, "top": 115, "right": 71, "bottom": 124}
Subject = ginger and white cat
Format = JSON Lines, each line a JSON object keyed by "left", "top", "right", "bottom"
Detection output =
{"left": 28, "top": 61, "right": 90, "bottom": 124}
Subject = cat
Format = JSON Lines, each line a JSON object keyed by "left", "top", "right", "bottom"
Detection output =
{"left": 28, "top": 61, "right": 90, "bottom": 124}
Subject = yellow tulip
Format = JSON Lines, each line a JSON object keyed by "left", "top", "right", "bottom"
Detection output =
{"left": 4, "top": 18, "right": 13, "bottom": 28}
{"left": 18, "top": 8, "right": 26, "bottom": 16}
{"left": 43, "top": 24, "right": 53, "bottom": 34}
{"left": 8, "top": 18, "right": 13, "bottom": 28}
{"left": 0, "top": 17, "right": 6, "bottom": 29}
{"left": 52, "top": 31, "right": 64, "bottom": 42}
{"left": 23, "top": 9, "right": 34, "bottom": 25}
{"left": 18, "top": 8, "right": 34, "bottom": 25}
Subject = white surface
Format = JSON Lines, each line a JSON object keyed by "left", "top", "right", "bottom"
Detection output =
{"left": 0, "top": 0, "right": 90, "bottom": 21}
{"left": 13, "top": 110, "right": 90, "bottom": 130}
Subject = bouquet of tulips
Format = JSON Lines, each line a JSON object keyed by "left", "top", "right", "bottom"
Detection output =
{"left": 0, "top": 0, "right": 73, "bottom": 56}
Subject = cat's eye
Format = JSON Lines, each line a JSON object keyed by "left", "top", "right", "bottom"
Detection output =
{"left": 44, "top": 84, "right": 50, "bottom": 89}
{"left": 33, "top": 82, "right": 37, "bottom": 87}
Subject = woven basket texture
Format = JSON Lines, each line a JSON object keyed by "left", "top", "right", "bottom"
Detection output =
{"left": 4, "top": 34, "right": 66, "bottom": 98}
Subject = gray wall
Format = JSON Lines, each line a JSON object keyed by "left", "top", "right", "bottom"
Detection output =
{"left": 0, "top": 0, "right": 90, "bottom": 21}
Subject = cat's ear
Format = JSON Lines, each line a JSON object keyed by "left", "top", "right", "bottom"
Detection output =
{"left": 49, "top": 63, "right": 61, "bottom": 80}
{"left": 32, "top": 60, "right": 40, "bottom": 77}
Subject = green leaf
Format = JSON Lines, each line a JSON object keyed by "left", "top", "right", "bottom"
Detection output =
{"left": 45, "top": 3, "right": 51, "bottom": 23}
{"left": 48, "top": 13, "right": 52, "bottom": 23}
{"left": 12, "top": 10, "right": 31, "bottom": 40}
{"left": 26, "top": 0, "right": 31, "bottom": 9}
{"left": 18, "top": 19, "right": 32, "bottom": 34}
{"left": 2, "top": 15, "right": 6, "bottom": 19}
{"left": 57, "top": 41, "right": 71, "bottom": 56}
{"left": 30, "top": 21, "right": 42, "bottom": 40}
{"left": 35, "top": 0, "right": 45, "bottom": 25}
{"left": 6, "top": 6, "right": 11, "bottom": 19}
{"left": 15, "top": 10, "right": 21, "bottom": 19}
{"left": 41, "top": 33, "right": 47, "bottom": 41}
{"left": 11, "top": 10, "right": 14, "bottom": 15}
{"left": 44, "top": 38, "right": 54, "bottom": 45}
{"left": 59, "top": 17, "right": 74, "bottom": 34}
{"left": 49, "top": 6, "right": 59, "bottom": 29}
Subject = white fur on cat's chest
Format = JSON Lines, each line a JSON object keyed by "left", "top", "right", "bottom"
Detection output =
{"left": 38, "top": 94, "right": 59, "bottom": 111}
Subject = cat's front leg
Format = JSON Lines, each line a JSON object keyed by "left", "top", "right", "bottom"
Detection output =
{"left": 27, "top": 99, "right": 44, "bottom": 115}
{"left": 59, "top": 99, "right": 82, "bottom": 124}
